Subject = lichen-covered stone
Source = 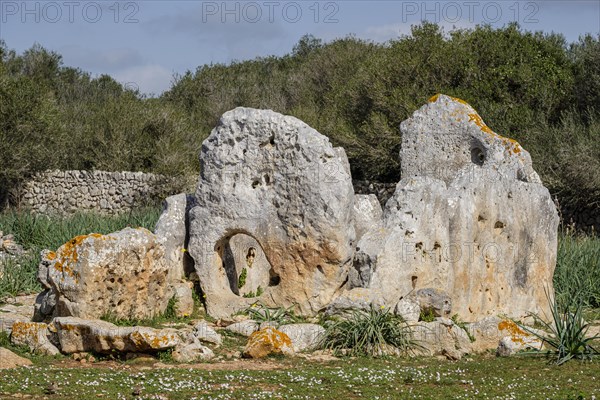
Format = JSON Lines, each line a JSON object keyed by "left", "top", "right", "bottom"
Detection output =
{"left": 172, "top": 342, "right": 215, "bottom": 362}
{"left": 355, "top": 95, "right": 559, "bottom": 322}
{"left": 53, "top": 317, "right": 181, "bottom": 354}
{"left": 10, "top": 321, "right": 60, "bottom": 355}
{"left": 39, "top": 228, "right": 173, "bottom": 320}
{"left": 279, "top": 323, "right": 325, "bottom": 352}
{"left": 243, "top": 327, "right": 294, "bottom": 358}
{"left": 189, "top": 107, "right": 355, "bottom": 318}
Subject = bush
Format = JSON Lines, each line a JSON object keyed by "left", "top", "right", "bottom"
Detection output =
{"left": 320, "top": 306, "right": 416, "bottom": 357}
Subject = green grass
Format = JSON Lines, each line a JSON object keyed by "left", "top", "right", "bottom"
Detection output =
{"left": 0, "top": 355, "right": 599, "bottom": 399}
{"left": 554, "top": 228, "right": 600, "bottom": 310}
{"left": 321, "top": 306, "right": 416, "bottom": 357}
{"left": 0, "top": 207, "right": 161, "bottom": 300}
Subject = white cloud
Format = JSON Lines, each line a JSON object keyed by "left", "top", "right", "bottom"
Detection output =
{"left": 113, "top": 64, "right": 174, "bottom": 96}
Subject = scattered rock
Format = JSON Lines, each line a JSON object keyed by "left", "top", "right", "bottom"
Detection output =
{"left": 496, "top": 320, "right": 544, "bottom": 356}
{"left": 188, "top": 107, "right": 356, "bottom": 318}
{"left": 279, "top": 323, "right": 325, "bottom": 352}
{"left": 10, "top": 321, "right": 60, "bottom": 356}
{"left": 412, "top": 318, "right": 472, "bottom": 360}
{"left": 52, "top": 317, "right": 181, "bottom": 354}
{"left": 243, "top": 327, "right": 294, "bottom": 359}
{"left": 191, "top": 321, "right": 222, "bottom": 346}
{"left": 172, "top": 342, "right": 215, "bottom": 363}
{"left": 171, "top": 281, "right": 194, "bottom": 318}
{"left": 226, "top": 320, "right": 259, "bottom": 337}
{"left": 0, "top": 347, "right": 33, "bottom": 369}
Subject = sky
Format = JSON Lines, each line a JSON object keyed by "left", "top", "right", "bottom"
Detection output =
{"left": 1, "top": 0, "right": 599, "bottom": 95}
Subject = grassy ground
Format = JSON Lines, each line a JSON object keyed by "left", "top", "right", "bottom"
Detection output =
{"left": 0, "top": 353, "right": 598, "bottom": 399}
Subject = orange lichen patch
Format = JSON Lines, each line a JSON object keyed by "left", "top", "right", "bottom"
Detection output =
{"left": 467, "top": 112, "right": 523, "bottom": 155}
{"left": 428, "top": 93, "right": 441, "bottom": 103}
{"left": 10, "top": 322, "right": 47, "bottom": 344}
{"left": 46, "top": 251, "right": 56, "bottom": 261}
{"left": 244, "top": 327, "right": 293, "bottom": 358}
{"left": 498, "top": 320, "right": 526, "bottom": 344}
{"left": 53, "top": 233, "right": 103, "bottom": 279}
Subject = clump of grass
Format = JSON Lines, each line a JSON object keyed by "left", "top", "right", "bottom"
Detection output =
{"left": 320, "top": 305, "right": 416, "bottom": 357}
{"left": 554, "top": 228, "right": 600, "bottom": 310}
{"left": 523, "top": 289, "right": 599, "bottom": 365}
{"left": 419, "top": 308, "right": 436, "bottom": 322}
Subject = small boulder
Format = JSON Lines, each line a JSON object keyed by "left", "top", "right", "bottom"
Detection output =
{"left": 191, "top": 321, "right": 222, "bottom": 346}
{"left": 172, "top": 342, "right": 215, "bottom": 363}
{"left": 0, "top": 347, "right": 32, "bottom": 369}
{"left": 496, "top": 320, "right": 544, "bottom": 356}
{"left": 243, "top": 327, "right": 294, "bottom": 358}
{"left": 10, "top": 321, "right": 60, "bottom": 356}
{"left": 226, "top": 320, "right": 259, "bottom": 337}
{"left": 279, "top": 324, "right": 325, "bottom": 352}
{"left": 412, "top": 318, "right": 472, "bottom": 360}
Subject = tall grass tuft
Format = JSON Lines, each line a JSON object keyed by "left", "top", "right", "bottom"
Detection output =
{"left": 321, "top": 305, "right": 417, "bottom": 357}
{"left": 554, "top": 227, "right": 600, "bottom": 310}
{"left": 523, "top": 290, "right": 599, "bottom": 365}
{"left": 0, "top": 208, "right": 161, "bottom": 299}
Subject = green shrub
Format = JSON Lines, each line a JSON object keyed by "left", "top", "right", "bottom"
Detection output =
{"left": 244, "top": 303, "right": 300, "bottom": 326}
{"left": 320, "top": 305, "right": 416, "bottom": 357}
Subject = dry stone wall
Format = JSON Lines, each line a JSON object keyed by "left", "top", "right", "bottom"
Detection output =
{"left": 21, "top": 170, "right": 174, "bottom": 215}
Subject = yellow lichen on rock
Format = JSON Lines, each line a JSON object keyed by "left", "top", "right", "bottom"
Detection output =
{"left": 53, "top": 233, "right": 103, "bottom": 279}
{"left": 243, "top": 327, "right": 294, "bottom": 358}
{"left": 498, "top": 320, "right": 527, "bottom": 344}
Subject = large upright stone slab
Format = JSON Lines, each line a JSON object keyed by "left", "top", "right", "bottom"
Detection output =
{"left": 188, "top": 107, "right": 355, "bottom": 318}
{"left": 353, "top": 94, "right": 559, "bottom": 322}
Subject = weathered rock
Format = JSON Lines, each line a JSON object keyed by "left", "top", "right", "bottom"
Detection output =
{"left": 52, "top": 317, "right": 181, "bottom": 354}
{"left": 353, "top": 194, "right": 383, "bottom": 242}
{"left": 324, "top": 288, "right": 373, "bottom": 317}
{"left": 226, "top": 320, "right": 259, "bottom": 337}
{"left": 223, "top": 234, "right": 271, "bottom": 298}
{"left": 40, "top": 228, "right": 173, "bottom": 320}
{"left": 415, "top": 288, "right": 452, "bottom": 318}
{"left": 191, "top": 321, "right": 222, "bottom": 346}
{"left": 154, "top": 193, "right": 194, "bottom": 283}
{"left": 466, "top": 316, "right": 506, "bottom": 353}
{"left": 400, "top": 94, "right": 541, "bottom": 184}
{"left": 171, "top": 282, "right": 194, "bottom": 318}
{"left": 0, "top": 347, "right": 33, "bottom": 369}
{"left": 355, "top": 95, "right": 559, "bottom": 322}
{"left": 394, "top": 297, "right": 421, "bottom": 323}
{"left": 279, "top": 323, "right": 325, "bottom": 352}
{"left": 0, "top": 314, "right": 30, "bottom": 334}
{"left": 412, "top": 318, "right": 472, "bottom": 360}
{"left": 189, "top": 107, "right": 355, "bottom": 318}
{"left": 243, "top": 327, "right": 294, "bottom": 358}
{"left": 172, "top": 342, "right": 215, "bottom": 362}
{"left": 10, "top": 321, "right": 60, "bottom": 355}
{"left": 495, "top": 320, "right": 544, "bottom": 356}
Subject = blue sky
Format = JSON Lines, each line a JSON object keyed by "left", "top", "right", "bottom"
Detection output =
{"left": 1, "top": 1, "right": 599, "bottom": 95}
